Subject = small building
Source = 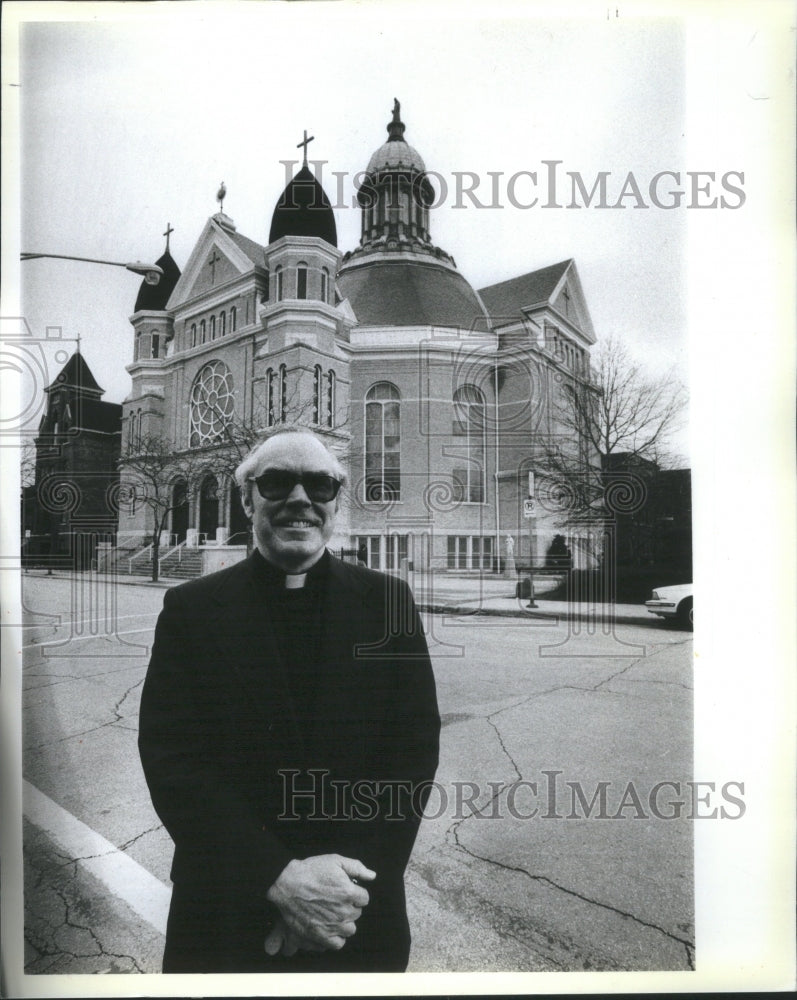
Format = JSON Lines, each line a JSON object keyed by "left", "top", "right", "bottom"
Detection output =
{"left": 22, "top": 351, "right": 122, "bottom": 568}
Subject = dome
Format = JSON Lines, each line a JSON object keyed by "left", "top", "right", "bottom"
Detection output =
{"left": 337, "top": 257, "right": 489, "bottom": 329}
{"left": 366, "top": 140, "right": 426, "bottom": 176}
{"left": 269, "top": 165, "right": 337, "bottom": 246}
{"left": 364, "top": 98, "right": 426, "bottom": 176}
{"left": 134, "top": 249, "right": 181, "bottom": 311}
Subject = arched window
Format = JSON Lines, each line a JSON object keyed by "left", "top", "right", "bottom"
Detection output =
{"left": 313, "top": 365, "right": 323, "bottom": 424}
{"left": 190, "top": 323, "right": 197, "bottom": 348}
{"left": 265, "top": 366, "right": 286, "bottom": 426}
{"left": 151, "top": 333, "right": 160, "bottom": 359}
{"left": 275, "top": 266, "right": 283, "bottom": 301}
{"left": 136, "top": 409, "right": 143, "bottom": 447}
{"left": 365, "top": 382, "right": 400, "bottom": 501}
{"left": 200, "top": 319, "right": 206, "bottom": 344}
{"left": 210, "top": 315, "right": 216, "bottom": 340}
{"left": 320, "top": 267, "right": 329, "bottom": 304}
{"left": 230, "top": 306, "right": 237, "bottom": 332}
{"left": 452, "top": 385, "right": 486, "bottom": 503}
{"left": 189, "top": 360, "right": 235, "bottom": 447}
{"left": 296, "top": 261, "right": 308, "bottom": 300}
{"left": 220, "top": 311, "right": 226, "bottom": 336}
{"left": 326, "top": 370, "right": 335, "bottom": 428}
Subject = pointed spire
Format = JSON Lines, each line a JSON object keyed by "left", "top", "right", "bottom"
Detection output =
{"left": 387, "top": 97, "right": 406, "bottom": 142}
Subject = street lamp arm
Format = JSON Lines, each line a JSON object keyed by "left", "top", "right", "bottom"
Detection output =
{"left": 21, "top": 253, "right": 162, "bottom": 284}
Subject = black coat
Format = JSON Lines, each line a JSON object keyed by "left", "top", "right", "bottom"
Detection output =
{"left": 138, "top": 552, "right": 440, "bottom": 973}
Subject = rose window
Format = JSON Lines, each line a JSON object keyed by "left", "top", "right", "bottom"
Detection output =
{"left": 189, "top": 360, "right": 235, "bottom": 447}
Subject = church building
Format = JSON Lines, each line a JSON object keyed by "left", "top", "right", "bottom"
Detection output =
{"left": 120, "top": 102, "right": 600, "bottom": 573}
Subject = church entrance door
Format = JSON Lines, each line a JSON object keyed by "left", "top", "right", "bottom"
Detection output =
{"left": 228, "top": 480, "right": 249, "bottom": 546}
{"left": 199, "top": 474, "right": 218, "bottom": 542}
{"left": 172, "top": 480, "right": 189, "bottom": 543}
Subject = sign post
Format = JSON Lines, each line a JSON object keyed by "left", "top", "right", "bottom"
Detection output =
{"left": 524, "top": 472, "right": 537, "bottom": 608}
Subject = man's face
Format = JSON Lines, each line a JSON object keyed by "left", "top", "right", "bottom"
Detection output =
{"left": 243, "top": 434, "right": 341, "bottom": 573}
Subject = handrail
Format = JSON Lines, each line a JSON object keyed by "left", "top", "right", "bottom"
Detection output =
{"left": 161, "top": 539, "right": 187, "bottom": 565}
{"left": 128, "top": 543, "right": 153, "bottom": 573}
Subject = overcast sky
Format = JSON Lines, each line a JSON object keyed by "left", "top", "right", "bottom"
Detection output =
{"left": 16, "top": 6, "right": 689, "bottom": 423}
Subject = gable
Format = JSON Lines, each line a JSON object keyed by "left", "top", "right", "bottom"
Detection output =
{"left": 189, "top": 247, "right": 240, "bottom": 298}
{"left": 479, "top": 259, "right": 595, "bottom": 343}
{"left": 167, "top": 218, "right": 263, "bottom": 310}
{"left": 548, "top": 262, "right": 595, "bottom": 342}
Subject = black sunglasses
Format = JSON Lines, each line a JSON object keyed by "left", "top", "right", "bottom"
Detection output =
{"left": 251, "top": 469, "right": 343, "bottom": 502}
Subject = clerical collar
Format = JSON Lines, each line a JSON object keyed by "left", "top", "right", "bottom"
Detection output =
{"left": 251, "top": 548, "right": 330, "bottom": 590}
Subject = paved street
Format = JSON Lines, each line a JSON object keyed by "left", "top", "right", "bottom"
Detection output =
{"left": 16, "top": 571, "right": 693, "bottom": 976}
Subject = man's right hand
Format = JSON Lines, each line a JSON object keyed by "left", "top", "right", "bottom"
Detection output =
{"left": 266, "top": 854, "right": 376, "bottom": 951}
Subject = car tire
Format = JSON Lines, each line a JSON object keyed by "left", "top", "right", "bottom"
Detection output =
{"left": 677, "top": 597, "right": 693, "bottom": 630}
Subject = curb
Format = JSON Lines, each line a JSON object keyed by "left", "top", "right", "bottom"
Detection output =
{"left": 417, "top": 602, "right": 658, "bottom": 627}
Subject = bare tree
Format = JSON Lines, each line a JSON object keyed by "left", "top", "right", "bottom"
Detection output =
{"left": 119, "top": 435, "right": 206, "bottom": 582}
{"left": 539, "top": 334, "right": 688, "bottom": 514}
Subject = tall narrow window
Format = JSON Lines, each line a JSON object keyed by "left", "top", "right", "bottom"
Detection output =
{"left": 191, "top": 323, "right": 197, "bottom": 348}
{"left": 266, "top": 368, "right": 275, "bottom": 426}
{"left": 279, "top": 364, "right": 287, "bottom": 422}
{"left": 230, "top": 306, "right": 237, "bottom": 331}
{"left": 365, "top": 382, "right": 400, "bottom": 501}
{"left": 151, "top": 334, "right": 160, "bottom": 359}
{"left": 296, "top": 262, "right": 307, "bottom": 299}
{"left": 326, "top": 370, "right": 335, "bottom": 428}
{"left": 313, "top": 365, "right": 323, "bottom": 424}
{"left": 210, "top": 315, "right": 216, "bottom": 340}
{"left": 200, "top": 319, "right": 206, "bottom": 344}
{"left": 275, "top": 267, "right": 283, "bottom": 301}
{"left": 320, "top": 267, "right": 329, "bottom": 304}
{"left": 220, "top": 311, "right": 226, "bottom": 336}
{"left": 452, "top": 385, "right": 486, "bottom": 503}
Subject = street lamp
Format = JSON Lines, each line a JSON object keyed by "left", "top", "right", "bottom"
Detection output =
{"left": 21, "top": 252, "right": 162, "bottom": 284}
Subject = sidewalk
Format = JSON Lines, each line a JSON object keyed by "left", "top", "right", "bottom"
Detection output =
{"left": 411, "top": 574, "right": 653, "bottom": 626}
{"left": 23, "top": 568, "right": 656, "bottom": 625}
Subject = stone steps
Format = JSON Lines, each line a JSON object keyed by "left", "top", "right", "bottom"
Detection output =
{"left": 125, "top": 547, "right": 204, "bottom": 580}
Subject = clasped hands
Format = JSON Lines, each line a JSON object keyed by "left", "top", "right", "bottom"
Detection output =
{"left": 265, "top": 853, "right": 376, "bottom": 958}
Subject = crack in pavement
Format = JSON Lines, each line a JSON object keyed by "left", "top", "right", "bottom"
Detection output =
{"left": 439, "top": 641, "right": 694, "bottom": 970}
{"left": 26, "top": 677, "right": 145, "bottom": 751}
{"left": 112, "top": 678, "right": 144, "bottom": 723}
{"left": 449, "top": 831, "right": 695, "bottom": 970}
{"left": 118, "top": 823, "right": 163, "bottom": 852}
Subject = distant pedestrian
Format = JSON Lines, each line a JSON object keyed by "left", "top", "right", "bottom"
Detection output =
{"left": 357, "top": 541, "right": 368, "bottom": 565}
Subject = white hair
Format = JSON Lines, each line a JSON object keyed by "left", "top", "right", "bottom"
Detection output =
{"left": 234, "top": 427, "right": 347, "bottom": 505}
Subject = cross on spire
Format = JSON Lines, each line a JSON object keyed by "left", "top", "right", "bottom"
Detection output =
{"left": 163, "top": 222, "right": 174, "bottom": 252}
{"left": 297, "top": 129, "right": 315, "bottom": 166}
{"left": 208, "top": 248, "right": 221, "bottom": 284}
{"left": 562, "top": 284, "right": 571, "bottom": 315}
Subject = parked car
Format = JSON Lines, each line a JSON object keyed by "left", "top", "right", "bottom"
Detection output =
{"left": 646, "top": 583, "right": 693, "bottom": 629}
